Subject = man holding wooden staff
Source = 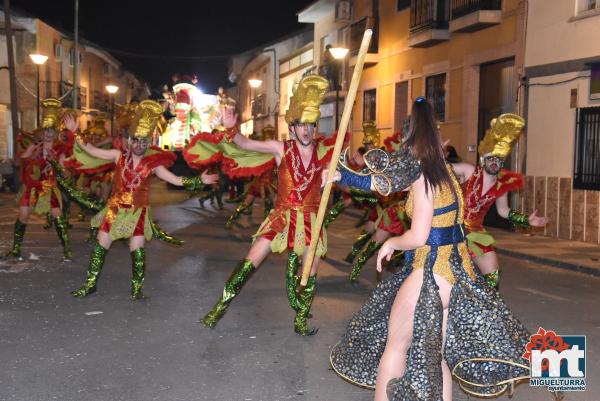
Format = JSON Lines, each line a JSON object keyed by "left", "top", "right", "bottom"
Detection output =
{"left": 199, "top": 74, "right": 335, "bottom": 335}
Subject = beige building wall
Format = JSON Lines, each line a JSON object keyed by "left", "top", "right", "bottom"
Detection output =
{"left": 0, "top": 15, "right": 149, "bottom": 158}
{"left": 345, "top": 0, "right": 524, "bottom": 161}
{"left": 522, "top": 0, "right": 600, "bottom": 244}
{"left": 525, "top": 0, "right": 600, "bottom": 67}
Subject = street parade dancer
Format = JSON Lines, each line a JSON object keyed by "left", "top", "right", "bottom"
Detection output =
{"left": 329, "top": 98, "right": 530, "bottom": 400}
{"left": 343, "top": 125, "right": 411, "bottom": 282}
{"left": 185, "top": 74, "right": 341, "bottom": 335}
{"left": 322, "top": 121, "right": 380, "bottom": 230}
{"left": 225, "top": 125, "right": 276, "bottom": 228}
{"left": 451, "top": 114, "right": 548, "bottom": 290}
{"left": 5, "top": 98, "right": 74, "bottom": 261}
{"left": 64, "top": 100, "right": 218, "bottom": 300}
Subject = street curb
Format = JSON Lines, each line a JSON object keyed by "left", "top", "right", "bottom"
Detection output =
{"left": 495, "top": 247, "right": 600, "bottom": 277}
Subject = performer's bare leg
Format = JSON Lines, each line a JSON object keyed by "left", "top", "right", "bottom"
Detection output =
{"left": 374, "top": 271, "right": 452, "bottom": 401}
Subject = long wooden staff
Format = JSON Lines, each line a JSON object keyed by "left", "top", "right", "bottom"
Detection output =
{"left": 300, "top": 29, "right": 373, "bottom": 286}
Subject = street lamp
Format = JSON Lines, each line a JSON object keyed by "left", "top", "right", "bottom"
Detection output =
{"left": 329, "top": 47, "right": 349, "bottom": 130}
{"left": 29, "top": 53, "right": 49, "bottom": 128}
{"left": 105, "top": 84, "right": 119, "bottom": 136}
{"left": 248, "top": 79, "right": 262, "bottom": 88}
{"left": 248, "top": 79, "right": 262, "bottom": 120}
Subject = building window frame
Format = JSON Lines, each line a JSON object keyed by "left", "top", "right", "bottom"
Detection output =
{"left": 397, "top": 0, "right": 411, "bottom": 11}
{"left": 425, "top": 73, "right": 446, "bottom": 122}
{"left": 573, "top": 106, "right": 600, "bottom": 191}
{"left": 363, "top": 88, "right": 377, "bottom": 122}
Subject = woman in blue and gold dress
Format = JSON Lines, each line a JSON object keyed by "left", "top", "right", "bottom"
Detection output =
{"left": 329, "top": 98, "right": 530, "bottom": 400}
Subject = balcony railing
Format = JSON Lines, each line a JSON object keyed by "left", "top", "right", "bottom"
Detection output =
{"left": 451, "top": 0, "right": 501, "bottom": 20}
{"left": 90, "top": 90, "right": 110, "bottom": 112}
{"left": 40, "top": 81, "right": 87, "bottom": 109}
{"left": 350, "top": 16, "right": 379, "bottom": 57}
{"left": 409, "top": 0, "right": 449, "bottom": 34}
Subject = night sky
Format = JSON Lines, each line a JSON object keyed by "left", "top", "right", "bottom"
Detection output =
{"left": 12, "top": 0, "right": 315, "bottom": 94}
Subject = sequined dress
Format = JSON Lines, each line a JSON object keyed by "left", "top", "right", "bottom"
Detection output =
{"left": 330, "top": 162, "right": 530, "bottom": 400}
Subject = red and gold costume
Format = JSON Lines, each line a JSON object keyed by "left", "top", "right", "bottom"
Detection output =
{"left": 255, "top": 139, "right": 329, "bottom": 256}
{"left": 462, "top": 165, "right": 524, "bottom": 257}
{"left": 69, "top": 100, "right": 205, "bottom": 300}
{"left": 5, "top": 98, "right": 75, "bottom": 260}
{"left": 92, "top": 146, "right": 175, "bottom": 241}
{"left": 193, "top": 74, "right": 337, "bottom": 335}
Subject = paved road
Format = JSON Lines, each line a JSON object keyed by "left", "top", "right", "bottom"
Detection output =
{"left": 0, "top": 186, "right": 598, "bottom": 401}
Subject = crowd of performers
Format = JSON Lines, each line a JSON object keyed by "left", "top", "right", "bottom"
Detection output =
{"left": 4, "top": 73, "right": 554, "bottom": 400}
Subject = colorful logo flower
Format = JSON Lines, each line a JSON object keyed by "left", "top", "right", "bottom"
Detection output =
{"left": 523, "top": 327, "right": 570, "bottom": 372}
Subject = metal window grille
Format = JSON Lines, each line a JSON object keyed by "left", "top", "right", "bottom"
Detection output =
{"left": 574, "top": 106, "right": 600, "bottom": 190}
{"left": 451, "top": 0, "right": 501, "bottom": 19}
{"left": 398, "top": 0, "right": 411, "bottom": 11}
{"left": 363, "top": 89, "right": 376, "bottom": 122}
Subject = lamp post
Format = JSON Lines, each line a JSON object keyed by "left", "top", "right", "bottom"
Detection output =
{"left": 105, "top": 84, "right": 119, "bottom": 136}
{"left": 328, "top": 47, "right": 349, "bottom": 130}
{"left": 248, "top": 78, "right": 262, "bottom": 122}
{"left": 29, "top": 53, "right": 48, "bottom": 128}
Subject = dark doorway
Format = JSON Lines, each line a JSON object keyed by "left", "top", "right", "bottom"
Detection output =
{"left": 478, "top": 58, "right": 516, "bottom": 229}
{"left": 394, "top": 81, "right": 409, "bottom": 134}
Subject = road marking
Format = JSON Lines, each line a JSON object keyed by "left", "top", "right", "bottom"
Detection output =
{"left": 515, "top": 287, "right": 570, "bottom": 302}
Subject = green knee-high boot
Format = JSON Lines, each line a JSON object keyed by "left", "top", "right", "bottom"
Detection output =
{"left": 63, "top": 198, "right": 72, "bottom": 228}
{"left": 131, "top": 248, "right": 146, "bottom": 300}
{"left": 344, "top": 230, "right": 373, "bottom": 263}
{"left": 43, "top": 213, "right": 53, "bottom": 229}
{"left": 201, "top": 259, "right": 256, "bottom": 328}
{"left": 71, "top": 242, "right": 108, "bottom": 297}
{"left": 6, "top": 219, "right": 27, "bottom": 258}
{"left": 225, "top": 202, "right": 251, "bottom": 229}
{"left": 197, "top": 191, "right": 211, "bottom": 209}
{"left": 323, "top": 199, "right": 346, "bottom": 229}
{"left": 484, "top": 269, "right": 501, "bottom": 291}
{"left": 54, "top": 216, "right": 72, "bottom": 261}
{"left": 350, "top": 241, "right": 382, "bottom": 282}
{"left": 87, "top": 226, "right": 99, "bottom": 243}
{"left": 294, "top": 275, "right": 318, "bottom": 336}
{"left": 286, "top": 252, "right": 301, "bottom": 311}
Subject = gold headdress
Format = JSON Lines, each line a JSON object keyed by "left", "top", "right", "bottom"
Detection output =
{"left": 261, "top": 125, "right": 275, "bottom": 140}
{"left": 41, "top": 97, "right": 63, "bottom": 130}
{"left": 116, "top": 101, "right": 139, "bottom": 131}
{"left": 478, "top": 113, "right": 525, "bottom": 159}
{"left": 88, "top": 117, "right": 108, "bottom": 138}
{"left": 130, "top": 100, "right": 163, "bottom": 139}
{"left": 284, "top": 74, "right": 328, "bottom": 125}
{"left": 362, "top": 120, "right": 381, "bottom": 147}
